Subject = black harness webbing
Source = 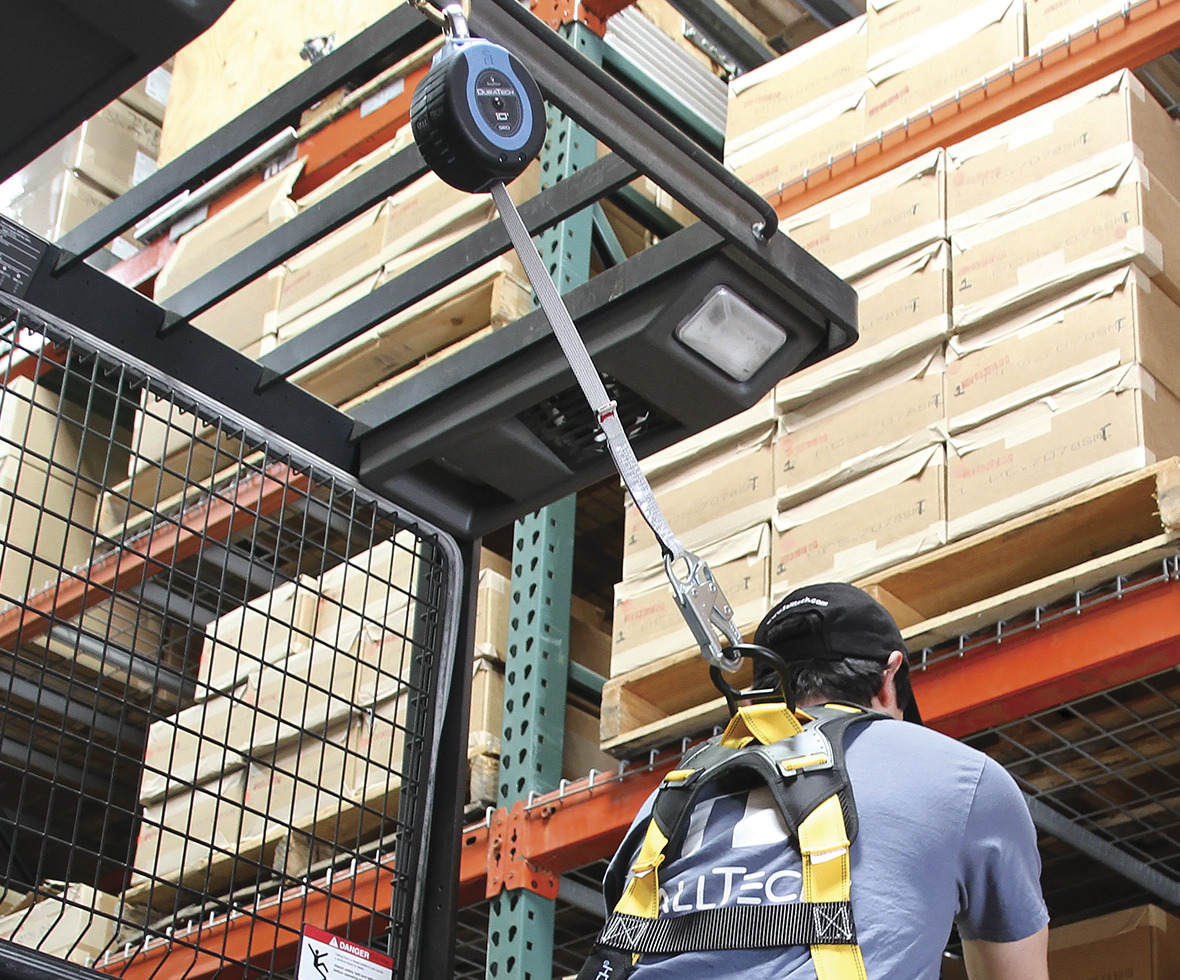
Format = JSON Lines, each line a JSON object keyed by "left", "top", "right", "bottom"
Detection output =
{"left": 599, "top": 900, "right": 857, "bottom": 954}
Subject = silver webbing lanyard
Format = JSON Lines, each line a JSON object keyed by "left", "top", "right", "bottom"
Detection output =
{"left": 489, "top": 180, "right": 743, "bottom": 672}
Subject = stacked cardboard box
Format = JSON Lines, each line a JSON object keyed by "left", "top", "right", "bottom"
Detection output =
{"left": 1026, "top": 0, "right": 1135, "bottom": 52}
{"left": 606, "top": 70, "right": 1180, "bottom": 744}
{"left": 0, "top": 884, "right": 120, "bottom": 966}
{"left": 466, "top": 653, "right": 620, "bottom": 809}
{"left": 726, "top": 16, "right": 868, "bottom": 197}
{"left": 132, "top": 544, "right": 614, "bottom": 891}
{"left": 0, "top": 74, "right": 166, "bottom": 260}
{"left": 0, "top": 378, "right": 133, "bottom": 606}
{"left": 944, "top": 69, "right": 1180, "bottom": 538}
{"left": 864, "top": 0, "right": 1024, "bottom": 135}
{"left": 723, "top": 0, "right": 1029, "bottom": 198}
{"left": 611, "top": 398, "right": 777, "bottom": 675}
{"left": 607, "top": 153, "right": 956, "bottom": 676}
{"left": 768, "top": 149, "right": 952, "bottom": 599}
{"left": 772, "top": 352, "right": 947, "bottom": 591}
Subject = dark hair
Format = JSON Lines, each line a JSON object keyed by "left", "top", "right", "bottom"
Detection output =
{"left": 789, "top": 656, "right": 886, "bottom": 707}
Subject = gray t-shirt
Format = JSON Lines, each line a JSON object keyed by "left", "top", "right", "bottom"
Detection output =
{"left": 603, "top": 717, "right": 1048, "bottom": 979}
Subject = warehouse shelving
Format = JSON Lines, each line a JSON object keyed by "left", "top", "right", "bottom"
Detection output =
{"left": 7, "top": 0, "right": 1180, "bottom": 977}
{"left": 773, "top": 0, "right": 1180, "bottom": 216}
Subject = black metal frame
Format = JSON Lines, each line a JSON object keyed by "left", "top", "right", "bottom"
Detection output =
{"left": 0, "top": 1, "right": 859, "bottom": 975}
{"left": 4, "top": 0, "right": 857, "bottom": 541}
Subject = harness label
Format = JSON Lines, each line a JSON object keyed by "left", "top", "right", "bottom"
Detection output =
{"left": 576, "top": 945, "right": 636, "bottom": 980}
{"left": 657, "top": 786, "right": 803, "bottom": 914}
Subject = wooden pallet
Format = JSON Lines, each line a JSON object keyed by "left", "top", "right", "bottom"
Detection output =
{"left": 600, "top": 458, "right": 1180, "bottom": 758}
{"left": 860, "top": 456, "right": 1180, "bottom": 649}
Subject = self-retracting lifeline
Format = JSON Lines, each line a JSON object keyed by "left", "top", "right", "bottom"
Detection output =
{"left": 408, "top": 0, "right": 743, "bottom": 674}
{"left": 407, "top": 7, "right": 876, "bottom": 976}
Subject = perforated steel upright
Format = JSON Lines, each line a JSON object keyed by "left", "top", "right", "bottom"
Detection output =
{"left": 485, "top": 24, "right": 604, "bottom": 980}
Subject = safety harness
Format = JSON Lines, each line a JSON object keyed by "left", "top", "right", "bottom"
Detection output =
{"left": 580, "top": 699, "right": 888, "bottom": 980}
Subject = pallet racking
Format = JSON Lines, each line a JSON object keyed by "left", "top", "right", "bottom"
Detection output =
{"left": 7, "top": 0, "right": 1180, "bottom": 978}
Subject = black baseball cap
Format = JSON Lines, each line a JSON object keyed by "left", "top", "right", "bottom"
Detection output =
{"left": 754, "top": 582, "right": 923, "bottom": 724}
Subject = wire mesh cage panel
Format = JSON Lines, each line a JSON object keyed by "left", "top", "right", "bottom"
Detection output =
{"left": 0, "top": 310, "right": 462, "bottom": 980}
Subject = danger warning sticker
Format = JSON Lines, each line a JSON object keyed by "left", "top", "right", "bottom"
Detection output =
{"left": 297, "top": 924, "right": 393, "bottom": 980}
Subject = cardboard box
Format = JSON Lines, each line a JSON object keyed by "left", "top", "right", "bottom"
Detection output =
{"left": 139, "top": 685, "right": 253, "bottom": 803}
{"left": 947, "top": 365, "right": 1180, "bottom": 539}
{"left": 467, "top": 653, "right": 629, "bottom": 779}
{"left": 775, "top": 349, "right": 946, "bottom": 506}
{"left": 1048, "top": 904, "right": 1180, "bottom": 978}
{"left": 473, "top": 562, "right": 611, "bottom": 674}
{"left": 1027, "top": 0, "right": 1129, "bottom": 51}
{"left": 243, "top": 720, "right": 352, "bottom": 847}
{"left": 622, "top": 421, "right": 776, "bottom": 578}
{"left": 130, "top": 767, "right": 252, "bottom": 887}
{"left": 312, "top": 533, "right": 418, "bottom": 645}
{"left": 278, "top": 241, "right": 531, "bottom": 409}
{"left": 946, "top": 265, "right": 1180, "bottom": 432}
{"left": 728, "top": 89, "right": 866, "bottom": 198}
{"left": 352, "top": 621, "right": 413, "bottom": 707}
{"left": 276, "top": 164, "right": 536, "bottom": 329}
{"left": 783, "top": 149, "right": 946, "bottom": 280}
{"left": 246, "top": 632, "right": 362, "bottom": 756}
{"left": 11, "top": 101, "right": 160, "bottom": 198}
{"left": 0, "top": 170, "right": 137, "bottom": 259}
{"left": 153, "top": 162, "right": 302, "bottom": 352}
{"left": 0, "top": 457, "right": 98, "bottom": 605}
{"left": 630, "top": 396, "right": 776, "bottom": 479}
{"left": 726, "top": 16, "right": 867, "bottom": 155}
{"left": 947, "top": 70, "right": 1180, "bottom": 234}
{"left": 0, "top": 884, "right": 120, "bottom": 964}
{"left": 866, "top": 0, "right": 1024, "bottom": 135}
{"left": 122, "top": 387, "right": 248, "bottom": 513}
{"left": 347, "top": 690, "right": 410, "bottom": 804}
{"left": 951, "top": 157, "right": 1180, "bottom": 329}
{"left": 0, "top": 376, "right": 131, "bottom": 483}
{"left": 771, "top": 445, "right": 946, "bottom": 597}
{"left": 867, "top": 0, "right": 999, "bottom": 63}
{"left": 198, "top": 575, "right": 319, "bottom": 696}
{"left": 776, "top": 240, "right": 952, "bottom": 407}
{"left": 612, "top": 524, "right": 770, "bottom": 676}
{"left": 120, "top": 65, "right": 173, "bottom": 125}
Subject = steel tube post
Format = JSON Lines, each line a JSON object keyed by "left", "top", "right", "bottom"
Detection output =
{"left": 487, "top": 30, "right": 603, "bottom": 977}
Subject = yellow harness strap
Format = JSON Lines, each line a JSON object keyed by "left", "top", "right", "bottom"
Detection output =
{"left": 722, "top": 701, "right": 804, "bottom": 747}
{"left": 797, "top": 765, "right": 866, "bottom": 980}
{"left": 616, "top": 819, "right": 670, "bottom": 920}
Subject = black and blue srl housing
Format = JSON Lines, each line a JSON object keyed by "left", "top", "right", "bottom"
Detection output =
{"left": 410, "top": 38, "right": 546, "bottom": 193}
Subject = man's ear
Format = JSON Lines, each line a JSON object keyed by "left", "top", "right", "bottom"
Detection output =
{"left": 875, "top": 651, "right": 906, "bottom": 717}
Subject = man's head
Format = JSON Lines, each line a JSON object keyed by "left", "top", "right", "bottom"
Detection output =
{"left": 753, "top": 582, "right": 922, "bottom": 723}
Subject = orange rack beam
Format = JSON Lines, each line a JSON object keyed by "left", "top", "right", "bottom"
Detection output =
{"left": 96, "top": 574, "right": 1180, "bottom": 979}
{"left": 0, "top": 463, "right": 308, "bottom": 652}
{"left": 774, "top": 0, "right": 1180, "bottom": 218}
{"left": 916, "top": 576, "right": 1180, "bottom": 738}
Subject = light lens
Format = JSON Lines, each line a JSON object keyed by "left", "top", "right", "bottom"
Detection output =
{"left": 675, "top": 286, "right": 787, "bottom": 382}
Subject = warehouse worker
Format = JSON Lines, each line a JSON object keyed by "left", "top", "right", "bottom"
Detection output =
{"left": 586, "top": 583, "right": 1049, "bottom": 980}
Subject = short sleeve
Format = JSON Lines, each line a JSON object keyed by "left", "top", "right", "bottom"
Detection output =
{"left": 955, "top": 757, "right": 1049, "bottom": 943}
